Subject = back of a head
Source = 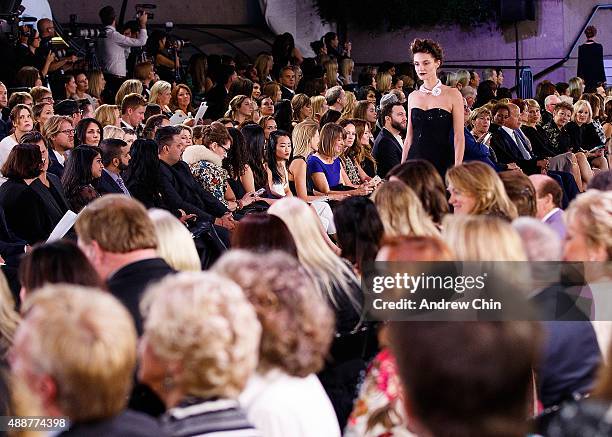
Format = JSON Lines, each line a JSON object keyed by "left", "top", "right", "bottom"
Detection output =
{"left": 213, "top": 250, "right": 334, "bottom": 377}
{"left": 75, "top": 195, "right": 157, "bottom": 253}
{"left": 389, "top": 320, "right": 540, "bottom": 437}
{"left": 231, "top": 213, "right": 298, "bottom": 258}
{"left": 499, "top": 171, "right": 537, "bottom": 217}
{"left": 19, "top": 284, "right": 136, "bottom": 422}
{"left": 442, "top": 215, "right": 527, "bottom": 261}
{"left": 147, "top": 209, "right": 200, "bottom": 272}
{"left": 512, "top": 217, "right": 562, "bottom": 261}
{"left": 588, "top": 170, "right": 612, "bottom": 191}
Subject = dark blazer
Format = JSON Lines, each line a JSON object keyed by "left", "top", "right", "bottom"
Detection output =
{"left": 97, "top": 169, "right": 126, "bottom": 195}
{"left": 47, "top": 147, "right": 65, "bottom": 178}
{"left": 532, "top": 285, "right": 601, "bottom": 408}
{"left": 158, "top": 160, "right": 227, "bottom": 224}
{"left": 281, "top": 85, "right": 295, "bottom": 101}
{"left": 490, "top": 128, "right": 539, "bottom": 174}
{"left": 0, "top": 175, "right": 69, "bottom": 244}
{"left": 106, "top": 258, "right": 175, "bottom": 336}
{"left": 204, "top": 84, "right": 228, "bottom": 121}
{"left": 58, "top": 409, "right": 166, "bottom": 437}
{"left": 0, "top": 207, "right": 26, "bottom": 259}
{"left": 372, "top": 128, "right": 403, "bottom": 178}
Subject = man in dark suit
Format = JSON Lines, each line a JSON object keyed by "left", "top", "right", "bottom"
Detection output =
{"left": 279, "top": 65, "right": 296, "bottom": 101}
{"left": 204, "top": 64, "right": 237, "bottom": 121}
{"left": 156, "top": 126, "right": 235, "bottom": 240}
{"left": 119, "top": 93, "right": 145, "bottom": 137}
{"left": 98, "top": 138, "right": 131, "bottom": 196}
{"left": 373, "top": 102, "right": 407, "bottom": 178}
{"left": 10, "top": 283, "right": 166, "bottom": 436}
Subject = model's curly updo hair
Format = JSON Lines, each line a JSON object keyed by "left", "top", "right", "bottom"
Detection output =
{"left": 410, "top": 38, "right": 444, "bottom": 62}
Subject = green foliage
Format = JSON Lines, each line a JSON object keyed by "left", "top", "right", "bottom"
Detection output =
{"left": 313, "top": 0, "right": 498, "bottom": 32}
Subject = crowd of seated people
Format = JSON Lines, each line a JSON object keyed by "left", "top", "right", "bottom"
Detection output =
{"left": 0, "top": 12, "right": 611, "bottom": 437}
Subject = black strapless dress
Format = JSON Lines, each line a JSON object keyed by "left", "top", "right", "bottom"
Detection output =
{"left": 408, "top": 107, "right": 455, "bottom": 178}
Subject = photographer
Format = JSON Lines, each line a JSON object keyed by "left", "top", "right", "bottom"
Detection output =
{"left": 97, "top": 5, "right": 148, "bottom": 100}
{"left": 35, "top": 18, "right": 79, "bottom": 75}
{"left": 145, "top": 30, "right": 179, "bottom": 84}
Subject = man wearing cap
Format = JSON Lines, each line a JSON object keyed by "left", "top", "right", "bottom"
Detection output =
{"left": 54, "top": 99, "right": 82, "bottom": 126}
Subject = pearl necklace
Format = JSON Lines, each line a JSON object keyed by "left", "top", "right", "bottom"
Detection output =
{"left": 419, "top": 79, "right": 443, "bottom": 97}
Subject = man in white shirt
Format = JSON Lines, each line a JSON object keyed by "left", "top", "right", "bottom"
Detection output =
{"left": 97, "top": 6, "right": 148, "bottom": 97}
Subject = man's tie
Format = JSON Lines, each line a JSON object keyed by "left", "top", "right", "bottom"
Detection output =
{"left": 513, "top": 130, "right": 532, "bottom": 160}
{"left": 116, "top": 176, "right": 130, "bottom": 196}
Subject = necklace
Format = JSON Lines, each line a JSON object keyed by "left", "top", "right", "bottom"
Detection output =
{"left": 419, "top": 79, "right": 443, "bottom": 97}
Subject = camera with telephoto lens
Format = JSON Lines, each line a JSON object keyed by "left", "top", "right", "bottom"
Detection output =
{"left": 135, "top": 3, "right": 155, "bottom": 19}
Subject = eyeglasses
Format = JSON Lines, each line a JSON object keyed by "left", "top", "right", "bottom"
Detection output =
{"left": 41, "top": 96, "right": 54, "bottom": 103}
{"left": 59, "top": 129, "right": 74, "bottom": 135}
{"left": 219, "top": 144, "right": 230, "bottom": 153}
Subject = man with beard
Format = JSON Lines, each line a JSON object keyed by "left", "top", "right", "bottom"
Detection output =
{"left": 98, "top": 138, "right": 132, "bottom": 195}
{"left": 373, "top": 102, "right": 407, "bottom": 178}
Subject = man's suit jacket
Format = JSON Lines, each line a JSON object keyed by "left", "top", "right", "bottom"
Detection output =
{"left": 281, "top": 85, "right": 295, "bottom": 101}
{"left": 532, "top": 285, "right": 601, "bottom": 408}
{"left": 47, "top": 147, "right": 65, "bottom": 178}
{"left": 544, "top": 208, "right": 566, "bottom": 241}
{"left": 107, "top": 258, "right": 175, "bottom": 336}
{"left": 0, "top": 175, "right": 69, "bottom": 244}
{"left": 159, "top": 160, "right": 227, "bottom": 224}
{"left": 204, "top": 85, "right": 228, "bottom": 121}
{"left": 490, "top": 128, "right": 539, "bottom": 174}
{"left": 59, "top": 410, "right": 166, "bottom": 437}
{"left": 373, "top": 128, "right": 403, "bottom": 178}
{"left": 97, "top": 169, "right": 126, "bottom": 195}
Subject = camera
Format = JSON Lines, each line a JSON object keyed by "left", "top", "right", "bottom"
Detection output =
{"left": 135, "top": 3, "right": 155, "bottom": 19}
{"left": 168, "top": 37, "right": 189, "bottom": 51}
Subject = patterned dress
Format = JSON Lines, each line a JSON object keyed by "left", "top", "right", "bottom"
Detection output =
{"left": 189, "top": 160, "right": 230, "bottom": 207}
{"left": 341, "top": 155, "right": 361, "bottom": 185}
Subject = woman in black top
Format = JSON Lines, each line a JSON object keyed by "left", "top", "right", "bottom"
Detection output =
{"left": 0, "top": 144, "right": 69, "bottom": 244}
{"left": 62, "top": 145, "right": 103, "bottom": 212}
{"left": 577, "top": 26, "right": 606, "bottom": 89}
{"left": 565, "top": 100, "right": 608, "bottom": 174}
{"left": 124, "top": 139, "right": 167, "bottom": 209}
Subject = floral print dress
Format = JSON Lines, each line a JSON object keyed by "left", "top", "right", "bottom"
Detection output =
{"left": 189, "top": 160, "right": 230, "bottom": 208}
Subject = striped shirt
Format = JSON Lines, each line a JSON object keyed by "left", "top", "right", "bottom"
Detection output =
{"left": 161, "top": 398, "right": 261, "bottom": 437}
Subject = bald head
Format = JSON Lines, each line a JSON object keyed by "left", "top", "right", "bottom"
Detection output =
{"left": 544, "top": 95, "right": 561, "bottom": 114}
{"left": 529, "top": 175, "right": 562, "bottom": 219}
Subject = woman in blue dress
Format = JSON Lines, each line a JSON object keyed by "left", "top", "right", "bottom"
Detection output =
{"left": 403, "top": 39, "right": 465, "bottom": 178}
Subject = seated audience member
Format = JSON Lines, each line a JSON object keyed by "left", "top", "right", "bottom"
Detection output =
{"left": 542, "top": 94, "right": 562, "bottom": 125}
{"left": 0, "top": 144, "right": 69, "bottom": 244}
{"left": 61, "top": 145, "right": 103, "bottom": 212}
{"left": 345, "top": 236, "right": 453, "bottom": 437}
{"left": 333, "top": 196, "right": 384, "bottom": 275}
{"left": 273, "top": 99, "right": 293, "bottom": 132}
{"left": 446, "top": 161, "right": 518, "bottom": 220}
{"left": 29, "top": 86, "right": 54, "bottom": 105}
{"left": 74, "top": 117, "right": 103, "bottom": 147}
{"left": 387, "top": 160, "right": 449, "bottom": 225}
{"left": 115, "top": 80, "right": 144, "bottom": 108}
{"left": 259, "top": 115, "right": 277, "bottom": 140}
{"left": 464, "top": 104, "right": 508, "bottom": 171}
{"left": 183, "top": 123, "right": 256, "bottom": 211}
{"left": 143, "top": 114, "right": 170, "bottom": 140}
{"left": 338, "top": 119, "right": 371, "bottom": 184}
{"left": 307, "top": 123, "right": 371, "bottom": 195}
{"left": 242, "top": 124, "right": 271, "bottom": 191}
{"left": 149, "top": 80, "right": 172, "bottom": 115}
{"left": 11, "top": 284, "right": 164, "bottom": 435}
{"left": 214, "top": 251, "right": 340, "bottom": 437}
{"left": 269, "top": 197, "right": 377, "bottom": 429}
{"left": 529, "top": 174, "right": 566, "bottom": 239}
{"left": 513, "top": 218, "right": 601, "bottom": 411}
{"left": 230, "top": 213, "right": 298, "bottom": 257}
{"left": 32, "top": 102, "right": 54, "bottom": 132}
{"left": 74, "top": 195, "right": 175, "bottom": 335}
{"left": 461, "top": 85, "right": 477, "bottom": 108}
{"left": 499, "top": 171, "right": 537, "bottom": 217}
{"left": 473, "top": 79, "right": 497, "bottom": 108}
{"left": 98, "top": 138, "right": 131, "bottom": 195}
{"left": 388, "top": 320, "right": 540, "bottom": 437}
{"left": 94, "top": 104, "right": 121, "bottom": 128}
{"left": 119, "top": 93, "right": 146, "bottom": 135}
{"left": 266, "top": 130, "right": 293, "bottom": 197}
{"left": 291, "top": 93, "right": 313, "bottom": 124}
{"left": 41, "top": 115, "right": 75, "bottom": 178}
{"left": 373, "top": 180, "right": 440, "bottom": 238}
{"left": 54, "top": 99, "right": 82, "bottom": 127}
{"left": 205, "top": 64, "right": 237, "bottom": 121}
{"left": 18, "top": 240, "right": 102, "bottom": 299}
{"left": 320, "top": 86, "right": 346, "bottom": 126}
{"left": 373, "top": 102, "right": 406, "bottom": 178}
{"left": 139, "top": 272, "right": 261, "bottom": 436}
{"left": 147, "top": 208, "right": 201, "bottom": 272}
{"left": 0, "top": 104, "right": 34, "bottom": 170}
{"left": 169, "top": 84, "right": 195, "bottom": 117}
{"left": 225, "top": 127, "right": 258, "bottom": 197}
{"left": 156, "top": 126, "right": 234, "bottom": 234}
{"left": 225, "top": 95, "right": 254, "bottom": 125}
{"left": 565, "top": 100, "right": 608, "bottom": 174}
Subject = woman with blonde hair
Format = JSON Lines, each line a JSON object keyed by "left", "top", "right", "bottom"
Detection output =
{"left": 291, "top": 93, "right": 313, "bottom": 124}
{"left": 254, "top": 53, "right": 273, "bottom": 83}
{"left": 442, "top": 214, "right": 527, "bottom": 261}
{"left": 456, "top": 69, "right": 470, "bottom": 89}
{"left": 566, "top": 99, "right": 608, "bottom": 173}
{"left": 225, "top": 95, "right": 253, "bottom": 124}
{"left": 268, "top": 197, "right": 377, "bottom": 428}
{"left": 213, "top": 250, "right": 339, "bottom": 437}
{"left": 373, "top": 180, "right": 440, "bottom": 238}
{"left": 323, "top": 58, "right": 340, "bottom": 87}
{"left": 147, "top": 209, "right": 200, "bottom": 272}
{"left": 149, "top": 80, "right": 172, "bottom": 114}
{"left": 310, "top": 95, "right": 328, "bottom": 123}
{"left": 94, "top": 104, "right": 120, "bottom": 128}
{"left": 375, "top": 72, "right": 392, "bottom": 95}
{"left": 102, "top": 125, "right": 124, "bottom": 141}
{"left": 114, "top": 79, "right": 143, "bottom": 107}
{"left": 139, "top": 272, "right": 261, "bottom": 435}
{"left": 87, "top": 70, "right": 106, "bottom": 103}
{"left": 568, "top": 77, "right": 585, "bottom": 102}
{"left": 340, "top": 91, "right": 356, "bottom": 120}
{"left": 446, "top": 161, "right": 518, "bottom": 220}
{"left": 339, "top": 58, "right": 355, "bottom": 86}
